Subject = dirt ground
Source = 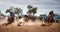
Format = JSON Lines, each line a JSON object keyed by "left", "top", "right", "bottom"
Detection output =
{"left": 0, "top": 19, "right": 60, "bottom": 32}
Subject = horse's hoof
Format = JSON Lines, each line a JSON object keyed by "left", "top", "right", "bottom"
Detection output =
{"left": 41, "top": 24, "right": 46, "bottom": 26}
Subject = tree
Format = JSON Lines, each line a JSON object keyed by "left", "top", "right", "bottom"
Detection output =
{"left": 14, "top": 7, "right": 23, "bottom": 16}
{"left": 32, "top": 7, "right": 37, "bottom": 15}
{"left": 6, "top": 6, "right": 23, "bottom": 17}
{"left": 6, "top": 6, "right": 14, "bottom": 13}
{"left": 27, "top": 5, "right": 37, "bottom": 16}
{"left": 27, "top": 5, "right": 33, "bottom": 10}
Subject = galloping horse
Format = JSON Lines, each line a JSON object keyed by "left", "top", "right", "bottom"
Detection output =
{"left": 45, "top": 15, "right": 54, "bottom": 23}
{"left": 45, "top": 10, "right": 55, "bottom": 23}
{"left": 2, "top": 12, "right": 15, "bottom": 26}
{"left": 41, "top": 11, "right": 55, "bottom": 26}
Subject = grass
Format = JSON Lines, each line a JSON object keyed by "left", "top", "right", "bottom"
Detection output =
{"left": 0, "top": 19, "right": 60, "bottom": 32}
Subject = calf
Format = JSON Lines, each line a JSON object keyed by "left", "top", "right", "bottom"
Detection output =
{"left": 17, "top": 15, "right": 29, "bottom": 26}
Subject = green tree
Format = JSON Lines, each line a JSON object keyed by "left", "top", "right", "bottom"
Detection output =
{"left": 27, "top": 5, "right": 37, "bottom": 16}
{"left": 6, "top": 6, "right": 14, "bottom": 13}
{"left": 6, "top": 6, "right": 23, "bottom": 17}
{"left": 14, "top": 7, "right": 23, "bottom": 16}
{"left": 27, "top": 5, "right": 33, "bottom": 10}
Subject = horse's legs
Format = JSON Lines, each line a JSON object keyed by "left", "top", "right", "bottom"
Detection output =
{"left": 5, "top": 18, "right": 14, "bottom": 26}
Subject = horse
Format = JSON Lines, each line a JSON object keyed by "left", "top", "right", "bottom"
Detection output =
{"left": 45, "top": 14, "right": 54, "bottom": 24}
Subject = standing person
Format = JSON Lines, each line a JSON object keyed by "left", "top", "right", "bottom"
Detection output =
{"left": 39, "top": 16, "right": 44, "bottom": 21}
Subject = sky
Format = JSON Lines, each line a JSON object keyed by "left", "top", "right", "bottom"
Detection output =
{"left": 0, "top": 0, "right": 60, "bottom": 16}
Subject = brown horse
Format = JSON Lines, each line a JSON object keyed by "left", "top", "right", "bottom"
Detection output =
{"left": 45, "top": 14, "right": 54, "bottom": 24}
{"left": 41, "top": 15, "right": 54, "bottom": 26}
{"left": 2, "top": 16, "right": 15, "bottom": 26}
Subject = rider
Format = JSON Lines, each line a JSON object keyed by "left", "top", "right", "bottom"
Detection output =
{"left": 49, "top": 10, "right": 55, "bottom": 23}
